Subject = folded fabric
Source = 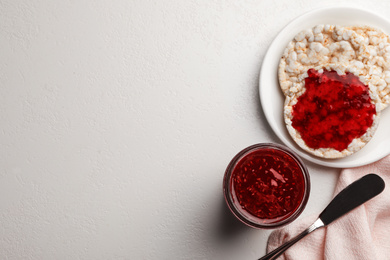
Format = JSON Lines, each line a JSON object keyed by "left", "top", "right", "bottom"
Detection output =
{"left": 266, "top": 155, "right": 390, "bottom": 260}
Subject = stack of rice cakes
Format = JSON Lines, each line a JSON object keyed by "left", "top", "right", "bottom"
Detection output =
{"left": 279, "top": 25, "right": 390, "bottom": 158}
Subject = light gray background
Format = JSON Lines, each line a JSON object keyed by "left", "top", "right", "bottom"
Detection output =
{"left": 2, "top": 0, "right": 388, "bottom": 259}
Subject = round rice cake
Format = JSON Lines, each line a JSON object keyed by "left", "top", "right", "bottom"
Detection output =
{"left": 284, "top": 65, "right": 381, "bottom": 158}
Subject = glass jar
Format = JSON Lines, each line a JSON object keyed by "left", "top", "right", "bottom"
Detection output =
{"left": 223, "top": 143, "right": 310, "bottom": 229}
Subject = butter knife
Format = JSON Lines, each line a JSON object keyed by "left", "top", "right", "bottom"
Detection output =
{"left": 258, "top": 173, "right": 385, "bottom": 260}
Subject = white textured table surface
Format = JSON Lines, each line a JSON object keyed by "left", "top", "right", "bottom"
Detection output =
{"left": 2, "top": 1, "right": 389, "bottom": 259}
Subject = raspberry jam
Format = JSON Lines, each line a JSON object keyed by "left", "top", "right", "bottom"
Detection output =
{"left": 292, "top": 69, "right": 377, "bottom": 151}
{"left": 223, "top": 144, "right": 310, "bottom": 229}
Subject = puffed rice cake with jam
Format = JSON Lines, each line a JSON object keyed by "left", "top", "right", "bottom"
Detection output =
{"left": 283, "top": 65, "right": 381, "bottom": 158}
{"left": 278, "top": 24, "right": 390, "bottom": 158}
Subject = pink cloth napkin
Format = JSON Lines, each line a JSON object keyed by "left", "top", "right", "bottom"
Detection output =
{"left": 267, "top": 155, "right": 390, "bottom": 260}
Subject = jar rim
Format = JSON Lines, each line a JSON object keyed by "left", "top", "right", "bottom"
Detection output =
{"left": 223, "top": 143, "right": 310, "bottom": 229}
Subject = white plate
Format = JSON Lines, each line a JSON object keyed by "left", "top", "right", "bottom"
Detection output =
{"left": 259, "top": 6, "right": 390, "bottom": 168}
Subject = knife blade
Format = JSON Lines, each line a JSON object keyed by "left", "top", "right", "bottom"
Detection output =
{"left": 319, "top": 173, "right": 385, "bottom": 225}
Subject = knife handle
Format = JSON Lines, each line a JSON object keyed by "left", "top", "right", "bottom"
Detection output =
{"left": 258, "top": 219, "right": 324, "bottom": 260}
